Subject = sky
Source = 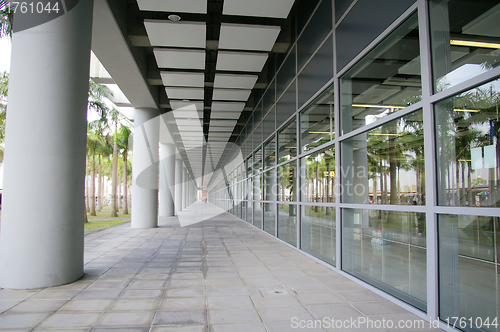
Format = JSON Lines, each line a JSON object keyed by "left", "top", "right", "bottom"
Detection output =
{"left": 0, "top": 36, "right": 11, "bottom": 73}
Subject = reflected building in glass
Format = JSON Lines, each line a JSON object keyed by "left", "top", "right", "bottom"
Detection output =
{"left": 208, "top": 0, "right": 500, "bottom": 331}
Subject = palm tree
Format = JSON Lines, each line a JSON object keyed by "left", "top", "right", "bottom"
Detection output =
{"left": 117, "top": 125, "right": 132, "bottom": 214}
{"left": 109, "top": 108, "right": 120, "bottom": 217}
{"left": 0, "top": 71, "right": 7, "bottom": 161}
{"left": 86, "top": 129, "right": 101, "bottom": 216}
{"left": 0, "top": 5, "right": 13, "bottom": 39}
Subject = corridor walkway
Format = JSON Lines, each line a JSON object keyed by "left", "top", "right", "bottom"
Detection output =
{"left": 0, "top": 202, "right": 441, "bottom": 331}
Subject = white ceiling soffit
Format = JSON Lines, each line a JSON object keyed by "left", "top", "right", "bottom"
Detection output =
{"left": 212, "top": 89, "right": 252, "bottom": 101}
{"left": 210, "top": 111, "right": 240, "bottom": 119}
{"left": 208, "top": 126, "right": 234, "bottom": 132}
{"left": 161, "top": 72, "right": 205, "bottom": 87}
{"left": 214, "top": 74, "right": 258, "bottom": 89}
{"left": 210, "top": 119, "right": 238, "bottom": 127}
{"left": 137, "top": 0, "right": 207, "bottom": 13}
{"left": 176, "top": 118, "right": 203, "bottom": 126}
{"left": 216, "top": 51, "right": 269, "bottom": 72}
{"left": 171, "top": 101, "right": 204, "bottom": 111}
{"left": 144, "top": 20, "right": 206, "bottom": 48}
{"left": 223, "top": 0, "right": 295, "bottom": 19}
{"left": 219, "top": 23, "right": 281, "bottom": 51}
{"left": 211, "top": 101, "right": 246, "bottom": 112}
{"left": 166, "top": 87, "right": 205, "bottom": 100}
{"left": 154, "top": 49, "right": 206, "bottom": 70}
{"left": 208, "top": 133, "right": 232, "bottom": 138}
{"left": 177, "top": 126, "right": 203, "bottom": 132}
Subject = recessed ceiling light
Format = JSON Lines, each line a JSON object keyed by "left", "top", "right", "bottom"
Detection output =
{"left": 168, "top": 14, "right": 181, "bottom": 21}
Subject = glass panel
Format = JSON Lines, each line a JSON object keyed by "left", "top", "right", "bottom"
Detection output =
{"left": 246, "top": 201, "right": 253, "bottom": 224}
{"left": 263, "top": 169, "right": 277, "bottom": 202}
{"left": 246, "top": 156, "right": 253, "bottom": 176}
{"left": 341, "top": 110, "right": 425, "bottom": 205}
{"left": 439, "top": 214, "right": 500, "bottom": 331}
{"left": 252, "top": 175, "right": 261, "bottom": 201}
{"left": 429, "top": 0, "right": 500, "bottom": 93}
{"left": 263, "top": 203, "right": 275, "bottom": 235}
{"left": 241, "top": 201, "right": 246, "bottom": 220}
{"left": 278, "top": 204, "right": 297, "bottom": 246}
{"left": 300, "top": 85, "right": 335, "bottom": 153}
{"left": 301, "top": 205, "right": 336, "bottom": 266}
{"left": 264, "top": 137, "right": 276, "bottom": 170}
{"left": 340, "top": 12, "right": 421, "bottom": 134}
{"left": 342, "top": 208, "right": 427, "bottom": 310}
{"left": 278, "top": 117, "right": 297, "bottom": 162}
{"left": 301, "top": 146, "right": 336, "bottom": 203}
{"left": 253, "top": 148, "right": 262, "bottom": 174}
{"left": 254, "top": 203, "right": 262, "bottom": 228}
{"left": 435, "top": 79, "right": 500, "bottom": 207}
{"left": 278, "top": 161, "right": 297, "bottom": 202}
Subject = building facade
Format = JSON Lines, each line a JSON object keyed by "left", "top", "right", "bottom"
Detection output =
{"left": 208, "top": 0, "right": 500, "bottom": 330}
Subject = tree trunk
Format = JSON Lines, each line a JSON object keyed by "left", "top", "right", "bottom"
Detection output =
{"left": 123, "top": 151, "right": 129, "bottom": 214}
{"left": 96, "top": 156, "right": 102, "bottom": 211}
{"left": 85, "top": 155, "right": 90, "bottom": 212}
{"left": 84, "top": 202, "right": 88, "bottom": 223}
{"left": 117, "top": 172, "right": 122, "bottom": 211}
{"left": 389, "top": 137, "right": 398, "bottom": 205}
{"left": 315, "top": 160, "right": 319, "bottom": 212}
{"left": 90, "top": 153, "right": 96, "bottom": 216}
{"left": 110, "top": 123, "right": 118, "bottom": 217}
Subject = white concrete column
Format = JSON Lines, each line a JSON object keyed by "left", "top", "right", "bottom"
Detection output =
{"left": 131, "top": 108, "right": 160, "bottom": 228}
{"left": 175, "top": 158, "right": 183, "bottom": 214}
{"left": 159, "top": 143, "right": 175, "bottom": 217}
{"left": 182, "top": 168, "right": 187, "bottom": 209}
{"left": 186, "top": 176, "right": 190, "bottom": 207}
{"left": 0, "top": 0, "right": 94, "bottom": 289}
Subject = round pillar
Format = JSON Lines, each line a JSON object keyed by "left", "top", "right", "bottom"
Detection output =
{"left": 131, "top": 108, "right": 160, "bottom": 228}
{"left": 0, "top": 0, "right": 94, "bottom": 289}
{"left": 175, "top": 159, "right": 183, "bottom": 214}
{"left": 159, "top": 143, "right": 175, "bottom": 216}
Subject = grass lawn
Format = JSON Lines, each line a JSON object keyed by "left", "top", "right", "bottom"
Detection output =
{"left": 85, "top": 218, "right": 130, "bottom": 230}
{"left": 87, "top": 205, "right": 130, "bottom": 220}
{"left": 85, "top": 205, "right": 130, "bottom": 230}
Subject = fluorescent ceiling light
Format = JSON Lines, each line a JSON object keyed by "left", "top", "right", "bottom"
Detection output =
{"left": 144, "top": 20, "right": 206, "bottom": 48}
{"left": 352, "top": 104, "right": 406, "bottom": 109}
{"left": 450, "top": 39, "right": 500, "bottom": 49}
{"left": 216, "top": 51, "right": 269, "bottom": 72}
{"left": 154, "top": 49, "right": 205, "bottom": 70}
{"left": 309, "top": 131, "right": 332, "bottom": 134}
{"left": 219, "top": 23, "right": 281, "bottom": 52}
{"left": 368, "top": 133, "right": 402, "bottom": 136}
{"left": 454, "top": 108, "right": 480, "bottom": 113}
{"left": 161, "top": 72, "right": 205, "bottom": 87}
{"left": 214, "top": 74, "right": 258, "bottom": 89}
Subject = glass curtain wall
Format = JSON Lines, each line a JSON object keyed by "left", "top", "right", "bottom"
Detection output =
{"left": 207, "top": 1, "right": 500, "bottom": 330}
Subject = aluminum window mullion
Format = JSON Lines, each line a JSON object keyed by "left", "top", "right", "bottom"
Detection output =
{"left": 417, "top": 0, "right": 439, "bottom": 320}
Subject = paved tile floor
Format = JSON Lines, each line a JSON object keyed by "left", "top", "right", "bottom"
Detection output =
{"left": 0, "top": 203, "right": 443, "bottom": 331}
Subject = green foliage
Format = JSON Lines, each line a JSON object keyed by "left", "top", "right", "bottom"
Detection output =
{"left": 0, "top": 6, "right": 13, "bottom": 39}
{"left": 88, "top": 80, "right": 113, "bottom": 119}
